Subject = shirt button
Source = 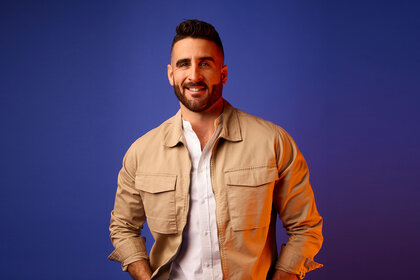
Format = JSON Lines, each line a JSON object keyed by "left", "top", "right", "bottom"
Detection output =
{"left": 204, "top": 231, "right": 208, "bottom": 236}
{"left": 201, "top": 200, "right": 205, "bottom": 204}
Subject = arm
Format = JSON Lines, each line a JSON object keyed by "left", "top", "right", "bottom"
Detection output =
{"left": 127, "top": 260, "right": 152, "bottom": 280}
{"left": 108, "top": 144, "right": 151, "bottom": 276}
{"left": 273, "top": 127, "right": 323, "bottom": 279}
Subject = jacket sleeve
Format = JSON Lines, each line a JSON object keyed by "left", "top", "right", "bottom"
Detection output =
{"left": 108, "top": 144, "right": 149, "bottom": 271}
{"left": 273, "top": 127, "right": 323, "bottom": 279}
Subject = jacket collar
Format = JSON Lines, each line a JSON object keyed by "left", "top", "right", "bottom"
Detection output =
{"left": 164, "top": 99, "right": 242, "bottom": 148}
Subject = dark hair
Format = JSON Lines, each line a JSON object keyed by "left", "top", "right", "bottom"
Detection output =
{"left": 171, "top": 19, "right": 224, "bottom": 57}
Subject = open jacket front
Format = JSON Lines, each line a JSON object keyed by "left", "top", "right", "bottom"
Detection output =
{"left": 108, "top": 100, "right": 323, "bottom": 279}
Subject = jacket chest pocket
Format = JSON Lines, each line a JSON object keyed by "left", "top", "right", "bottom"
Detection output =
{"left": 225, "top": 166, "right": 279, "bottom": 231}
{"left": 135, "top": 173, "right": 178, "bottom": 234}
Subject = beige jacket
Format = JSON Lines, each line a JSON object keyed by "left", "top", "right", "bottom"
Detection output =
{"left": 108, "top": 100, "right": 323, "bottom": 279}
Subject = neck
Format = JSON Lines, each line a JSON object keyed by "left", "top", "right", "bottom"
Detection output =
{"left": 181, "top": 98, "right": 224, "bottom": 149}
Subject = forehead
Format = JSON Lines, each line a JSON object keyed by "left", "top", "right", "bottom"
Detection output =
{"left": 171, "top": 38, "right": 223, "bottom": 63}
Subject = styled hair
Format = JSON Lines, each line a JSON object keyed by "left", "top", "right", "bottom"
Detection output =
{"left": 171, "top": 19, "right": 224, "bottom": 57}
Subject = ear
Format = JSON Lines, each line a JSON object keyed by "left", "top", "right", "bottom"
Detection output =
{"left": 221, "top": 65, "right": 228, "bottom": 86}
{"left": 167, "top": 64, "right": 174, "bottom": 86}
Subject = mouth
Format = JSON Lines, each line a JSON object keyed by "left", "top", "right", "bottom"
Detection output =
{"left": 183, "top": 83, "right": 207, "bottom": 95}
{"left": 185, "top": 86, "right": 206, "bottom": 92}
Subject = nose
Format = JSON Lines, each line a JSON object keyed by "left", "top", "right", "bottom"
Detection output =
{"left": 188, "top": 63, "right": 203, "bottom": 82}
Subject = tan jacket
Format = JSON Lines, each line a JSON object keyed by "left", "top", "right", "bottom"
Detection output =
{"left": 108, "top": 100, "right": 323, "bottom": 279}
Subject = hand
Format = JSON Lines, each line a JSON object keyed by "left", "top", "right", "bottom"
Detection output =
{"left": 127, "top": 259, "right": 152, "bottom": 280}
{"left": 271, "top": 269, "right": 299, "bottom": 280}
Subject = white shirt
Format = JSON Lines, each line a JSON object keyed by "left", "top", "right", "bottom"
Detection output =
{"left": 169, "top": 116, "right": 223, "bottom": 280}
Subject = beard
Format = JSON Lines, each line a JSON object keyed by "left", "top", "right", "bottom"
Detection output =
{"left": 173, "top": 80, "right": 223, "bottom": 112}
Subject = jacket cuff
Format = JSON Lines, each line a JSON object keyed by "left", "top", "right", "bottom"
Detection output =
{"left": 275, "top": 244, "right": 323, "bottom": 279}
{"left": 108, "top": 237, "right": 149, "bottom": 271}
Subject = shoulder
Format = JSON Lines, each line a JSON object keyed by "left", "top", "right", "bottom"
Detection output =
{"left": 232, "top": 107, "right": 298, "bottom": 162}
{"left": 234, "top": 107, "right": 290, "bottom": 140}
{"left": 233, "top": 107, "right": 304, "bottom": 172}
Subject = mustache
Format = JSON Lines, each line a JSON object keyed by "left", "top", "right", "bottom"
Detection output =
{"left": 183, "top": 81, "right": 208, "bottom": 88}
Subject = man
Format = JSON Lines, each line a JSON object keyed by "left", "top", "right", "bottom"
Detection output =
{"left": 109, "top": 19, "right": 323, "bottom": 280}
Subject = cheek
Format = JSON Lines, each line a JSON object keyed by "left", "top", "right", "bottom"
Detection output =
{"left": 209, "top": 77, "right": 222, "bottom": 86}
{"left": 173, "top": 73, "right": 187, "bottom": 86}
{"left": 209, "top": 71, "right": 223, "bottom": 83}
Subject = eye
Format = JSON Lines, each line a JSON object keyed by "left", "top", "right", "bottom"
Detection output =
{"left": 176, "top": 60, "right": 190, "bottom": 68}
{"left": 199, "top": 61, "right": 210, "bottom": 67}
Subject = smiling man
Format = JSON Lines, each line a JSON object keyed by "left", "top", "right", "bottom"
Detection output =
{"left": 108, "top": 19, "right": 323, "bottom": 280}
{"left": 169, "top": 37, "right": 226, "bottom": 113}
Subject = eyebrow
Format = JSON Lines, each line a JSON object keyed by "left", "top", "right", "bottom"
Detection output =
{"left": 175, "top": 58, "right": 190, "bottom": 67}
{"left": 175, "top": 57, "right": 216, "bottom": 67}
{"left": 198, "top": 56, "right": 215, "bottom": 63}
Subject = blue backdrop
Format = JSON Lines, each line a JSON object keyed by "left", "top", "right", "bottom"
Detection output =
{"left": 1, "top": 1, "right": 419, "bottom": 279}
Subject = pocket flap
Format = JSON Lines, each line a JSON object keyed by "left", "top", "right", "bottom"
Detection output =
{"left": 225, "top": 166, "right": 279, "bottom": 187}
{"left": 135, "top": 173, "right": 177, "bottom": 193}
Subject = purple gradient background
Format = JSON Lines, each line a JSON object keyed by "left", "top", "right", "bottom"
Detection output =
{"left": 1, "top": 1, "right": 419, "bottom": 279}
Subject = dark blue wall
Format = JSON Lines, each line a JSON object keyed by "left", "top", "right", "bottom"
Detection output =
{"left": 1, "top": 1, "right": 419, "bottom": 279}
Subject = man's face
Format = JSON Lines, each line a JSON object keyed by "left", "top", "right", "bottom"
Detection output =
{"left": 167, "top": 38, "right": 227, "bottom": 112}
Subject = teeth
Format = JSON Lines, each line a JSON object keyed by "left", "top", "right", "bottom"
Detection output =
{"left": 188, "top": 88, "right": 202, "bottom": 92}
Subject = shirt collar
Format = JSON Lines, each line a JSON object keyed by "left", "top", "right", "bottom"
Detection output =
{"left": 182, "top": 114, "right": 223, "bottom": 133}
{"left": 164, "top": 99, "right": 242, "bottom": 148}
